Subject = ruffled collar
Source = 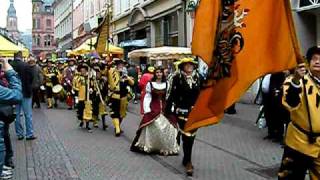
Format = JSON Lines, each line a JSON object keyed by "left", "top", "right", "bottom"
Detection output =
{"left": 309, "top": 72, "right": 320, "bottom": 86}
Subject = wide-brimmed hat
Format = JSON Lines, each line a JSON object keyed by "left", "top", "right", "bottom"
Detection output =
{"left": 28, "top": 57, "right": 36, "bottom": 63}
{"left": 93, "top": 65, "right": 101, "bottom": 71}
{"left": 306, "top": 46, "right": 320, "bottom": 63}
{"left": 147, "top": 66, "right": 155, "bottom": 73}
{"left": 113, "top": 58, "right": 126, "bottom": 65}
{"left": 177, "top": 57, "right": 198, "bottom": 69}
{"left": 47, "top": 59, "right": 53, "bottom": 63}
{"left": 77, "top": 63, "right": 89, "bottom": 71}
{"left": 68, "top": 58, "right": 76, "bottom": 62}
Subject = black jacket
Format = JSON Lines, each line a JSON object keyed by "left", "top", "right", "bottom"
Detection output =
{"left": 10, "top": 59, "right": 33, "bottom": 98}
{"left": 166, "top": 71, "right": 202, "bottom": 115}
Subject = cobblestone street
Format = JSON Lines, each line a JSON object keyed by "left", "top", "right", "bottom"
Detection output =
{"left": 11, "top": 103, "right": 283, "bottom": 180}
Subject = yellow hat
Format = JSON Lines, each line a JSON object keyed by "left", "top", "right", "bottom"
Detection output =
{"left": 177, "top": 57, "right": 198, "bottom": 69}
{"left": 179, "top": 57, "right": 198, "bottom": 65}
{"left": 147, "top": 66, "right": 155, "bottom": 73}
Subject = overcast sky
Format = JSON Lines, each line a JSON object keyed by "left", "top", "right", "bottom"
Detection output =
{"left": 0, "top": 0, "right": 32, "bottom": 32}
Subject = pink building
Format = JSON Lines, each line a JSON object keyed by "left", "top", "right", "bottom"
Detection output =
{"left": 32, "top": 0, "right": 55, "bottom": 60}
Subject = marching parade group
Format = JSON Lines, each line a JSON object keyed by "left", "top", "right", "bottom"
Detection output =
{"left": 30, "top": 55, "right": 202, "bottom": 176}
{"left": 0, "top": 46, "right": 319, "bottom": 179}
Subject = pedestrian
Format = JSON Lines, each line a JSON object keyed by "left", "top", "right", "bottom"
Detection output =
{"left": 166, "top": 57, "right": 202, "bottom": 176}
{"left": 108, "top": 58, "right": 134, "bottom": 137}
{"left": 278, "top": 46, "right": 320, "bottom": 179}
{"left": 28, "top": 57, "right": 43, "bottom": 108}
{"left": 127, "top": 64, "right": 139, "bottom": 104}
{"left": 130, "top": 67, "right": 179, "bottom": 155}
{"left": 0, "top": 57, "right": 23, "bottom": 179}
{"left": 10, "top": 52, "right": 37, "bottom": 141}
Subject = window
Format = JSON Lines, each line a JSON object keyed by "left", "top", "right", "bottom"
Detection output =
{"left": 46, "top": 19, "right": 51, "bottom": 29}
{"left": 115, "top": 0, "right": 121, "bottom": 15}
{"left": 300, "top": 0, "right": 320, "bottom": 7}
{"left": 44, "top": 35, "right": 52, "bottom": 47}
{"left": 122, "top": 0, "right": 129, "bottom": 12}
{"left": 34, "top": 35, "right": 41, "bottom": 47}
{"left": 33, "top": 19, "right": 41, "bottom": 29}
{"left": 169, "top": 13, "right": 178, "bottom": 33}
{"left": 154, "top": 20, "right": 163, "bottom": 47}
{"left": 90, "top": 1, "right": 94, "bottom": 16}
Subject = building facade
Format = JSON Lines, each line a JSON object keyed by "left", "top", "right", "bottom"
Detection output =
{"left": 32, "top": 0, "right": 55, "bottom": 59}
{"left": 291, "top": 0, "right": 320, "bottom": 54}
{"left": 72, "top": 0, "right": 85, "bottom": 47}
{"left": 53, "top": 0, "right": 73, "bottom": 52}
{"left": 112, "top": 0, "right": 189, "bottom": 57}
{"left": 6, "top": 0, "right": 20, "bottom": 40}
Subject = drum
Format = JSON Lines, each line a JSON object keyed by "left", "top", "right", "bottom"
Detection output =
{"left": 52, "top": 84, "right": 66, "bottom": 101}
{"left": 52, "top": 84, "right": 63, "bottom": 94}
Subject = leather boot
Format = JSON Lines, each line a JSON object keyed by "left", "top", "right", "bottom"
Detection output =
{"left": 185, "top": 162, "right": 194, "bottom": 176}
{"left": 112, "top": 118, "right": 121, "bottom": 137}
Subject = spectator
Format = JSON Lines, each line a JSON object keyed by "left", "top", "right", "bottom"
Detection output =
{"left": 28, "top": 57, "right": 43, "bottom": 108}
{"left": 0, "top": 58, "right": 23, "bottom": 179}
{"left": 127, "top": 64, "right": 139, "bottom": 104}
{"left": 10, "top": 52, "right": 37, "bottom": 140}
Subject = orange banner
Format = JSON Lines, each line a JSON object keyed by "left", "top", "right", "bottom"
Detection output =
{"left": 185, "top": 0, "right": 301, "bottom": 131}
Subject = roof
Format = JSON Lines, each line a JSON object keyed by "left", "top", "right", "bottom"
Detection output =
{"left": 7, "top": 0, "right": 16, "bottom": 17}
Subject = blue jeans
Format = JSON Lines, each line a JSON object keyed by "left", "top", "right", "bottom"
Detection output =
{"left": 15, "top": 97, "right": 34, "bottom": 138}
{"left": 0, "top": 121, "right": 5, "bottom": 174}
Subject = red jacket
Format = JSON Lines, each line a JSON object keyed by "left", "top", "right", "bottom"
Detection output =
{"left": 138, "top": 73, "right": 153, "bottom": 114}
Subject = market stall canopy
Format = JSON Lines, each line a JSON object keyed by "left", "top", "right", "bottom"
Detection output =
{"left": 128, "top": 46, "right": 193, "bottom": 61}
{"left": 70, "top": 37, "right": 124, "bottom": 56}
{"left": 0, "top": 35, "right": 29, "bottom": 57}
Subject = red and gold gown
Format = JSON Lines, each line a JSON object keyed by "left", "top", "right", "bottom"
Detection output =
{"left": 131, "top": 81, "right": 179, "bottom": 155}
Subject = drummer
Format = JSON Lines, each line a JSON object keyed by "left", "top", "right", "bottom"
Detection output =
{"left": 43, "top": 59, "right": 60, "bottom": 108}
{"left": 57, "top": 59, "right": 65, "bottom": 83}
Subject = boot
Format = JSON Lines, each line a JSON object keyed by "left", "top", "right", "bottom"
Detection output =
{"left": 47, "top": 98, "right": 53, "bottom": 109}
{"left": 185, "top": 162, "right": 194, "bottom": 176}
{"left": 93, "top": 116, "right": 99, "bottom": 128}
{"left": 54, "top": 98, "right": 58, "bottom": 108}
{"left": 102, "top": 115, "right": 108, "bottom": 130}
{"left": 119, "top": 118, "right": 124, "bottom": 134}
{"left": 86, "top": 122, "right": 92, "bottom": 133}
{"left": 112, "top": 118, "right": 121, "bottom": 137}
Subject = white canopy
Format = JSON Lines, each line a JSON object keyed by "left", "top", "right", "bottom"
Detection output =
{"left": 128, "top": 46, "right": 194, "bottom": 61}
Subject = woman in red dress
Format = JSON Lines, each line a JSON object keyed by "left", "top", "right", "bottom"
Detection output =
{"left": 131, "top": 67, "right": 179, "bottom": 155}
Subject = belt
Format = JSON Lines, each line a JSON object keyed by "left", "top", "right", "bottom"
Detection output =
{"left": 291, "top": 121, "right": 320, "bottom": 138}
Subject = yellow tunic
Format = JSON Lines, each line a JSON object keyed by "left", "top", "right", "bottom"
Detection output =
{"left": 107, "top": 67, "right": 134, "bottom": 99}
{"left": 43, "top": 67, "right": 60, "bottom": 87}
{"left": 74, "top": 76, "right": 86, "bottom": 101}
{"left": 283, "top": 74, "right": 320, "bottom": 158}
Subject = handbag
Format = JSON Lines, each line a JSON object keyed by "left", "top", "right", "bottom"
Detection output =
{"left": 0, "top": 104, "right": 16, "bottom": 124}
